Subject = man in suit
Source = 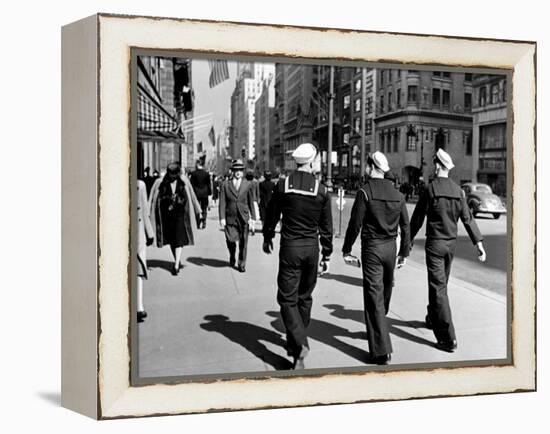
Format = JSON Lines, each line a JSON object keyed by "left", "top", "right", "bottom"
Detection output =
{"left": 190, "top": 160, "right": 212, "bottom": 229}
{"left": 259, "top": 170, "right": 275, "bottom": 223}
{"left": 219, "top": 159, "right": 258, "bottom": 272}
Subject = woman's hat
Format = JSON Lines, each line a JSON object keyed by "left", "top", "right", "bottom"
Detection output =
{"left": 230, "top": 159, "right": 245, "bottom": 171}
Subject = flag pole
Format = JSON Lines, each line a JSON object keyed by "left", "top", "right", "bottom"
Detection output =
{"left": 326, "top": 65, "right": 334, "bottom": 190}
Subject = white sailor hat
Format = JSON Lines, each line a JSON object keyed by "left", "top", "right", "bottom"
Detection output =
{"left": 368, "top": 151, "right": 390, "bottom": 173}
{"left": 292, "top": 143, "right": 317, "bottom": 165}
{"left": 434, "top": 148, "right": 455, "bottom": 170}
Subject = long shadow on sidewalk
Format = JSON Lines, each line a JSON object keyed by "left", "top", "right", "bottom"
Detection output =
{"left": 200, "top": 315, "right": 293, "bottom": 371}
{"left": 147, "top": 259, "right": 174, "bottom": 273}
{"left": 324, "top": 304, "right": 436, "bottom": 349}
{"left": 187, "top": 257, "right": 229, "bottom": 268}
{"left": 319, "top": 273, "right": 362, "bottom": 288}
{"left": 265, "top": 311, "right": 370, "bottom": 364}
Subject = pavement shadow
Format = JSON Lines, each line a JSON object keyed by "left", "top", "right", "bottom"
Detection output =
{"left": 200, "top": 314, "right": 293, "bottom": 371}
{"left": 323, "top": 304, "right": 436, "bottom": 350}
{"left": 147, "top": 259, "right": 174, "bottom": 273}
{"left": 319, "top": 273, "right": 362, "bottom": 288}
{"left": 265, "top": 311, "right": 370, "bottom": 364}
{"left": 186, "top": 257, "right": 229, "bottom": 268}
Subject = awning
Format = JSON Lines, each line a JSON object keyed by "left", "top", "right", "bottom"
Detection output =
{"left": 137, "top": 84, "right": 184, "bottom": 142}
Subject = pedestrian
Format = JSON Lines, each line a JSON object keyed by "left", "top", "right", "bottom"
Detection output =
{"left": 259, "top": 170, "right": 275, "bottom": 224}
{"left": 141, "top": 166, "right": 156, "bottom": 196}
{"left": 189, "top": 160, "right": 212, "bottom": 229}
{"left": 263, "top": 143, "right": 333, "bottom": 370}
{"left": 219, "top": 159, "right": 257, "bottom": 272}
{"left": 212, "top": 174, "right": 220, "bottom": 206}
{"left": 245, "top": 170, "right": 260, "bottom": 235}
{"left": 149, "top": 162, "right": 202, "bottom": 276}
{"left": 410, "top": 149, "right": 487, "bottom": 352}
{"left": 137, "top": 179, "right": 154, "bottom": 323}
{"left": 342, "top": 151, "right": 410, "bottom": 365}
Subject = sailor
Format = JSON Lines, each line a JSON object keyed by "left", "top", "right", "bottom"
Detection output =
{"left": 263, "top": 143, "right": 333, "bottom": 369}
{"left": 410, "top": 149, "right": 487, "bottom": 352}
{"left": 342, "top": 151, "right": 410, "bottom": 365}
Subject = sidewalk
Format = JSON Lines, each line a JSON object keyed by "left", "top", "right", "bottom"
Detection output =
{"left": 138, "top": 207, "right": 507, "bottom": 378}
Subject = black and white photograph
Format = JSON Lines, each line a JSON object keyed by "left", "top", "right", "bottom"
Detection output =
{"left": 132, "top": 53, "right": 510, "bottom": 380}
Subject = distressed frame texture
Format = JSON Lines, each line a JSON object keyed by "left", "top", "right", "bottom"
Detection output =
{"left": 61, "top": 13, "right": 536, "bottom": 420}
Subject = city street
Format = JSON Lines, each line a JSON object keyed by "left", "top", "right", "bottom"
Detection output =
{"left": 138, "top": 196, "right": 508, "bottom": 378}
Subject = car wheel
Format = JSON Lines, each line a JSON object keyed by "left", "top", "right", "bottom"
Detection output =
{"left": 493, "top": 213, "right": 501, "bottom": 220}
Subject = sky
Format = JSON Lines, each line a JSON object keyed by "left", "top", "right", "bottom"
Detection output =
{"left": 192, "top": 58, "right": 238, "bottom": 148}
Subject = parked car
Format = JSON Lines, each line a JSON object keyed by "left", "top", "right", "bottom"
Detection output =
{"left": 461, "top": 182, "right": 507, "bottom": 219}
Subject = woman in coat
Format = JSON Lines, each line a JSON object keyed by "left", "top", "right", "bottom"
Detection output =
{"left": 137, "top": 179, "right": 154, "bottom": 323}
{"left": 149, "top": 162, "right": 202, "bottom": 275}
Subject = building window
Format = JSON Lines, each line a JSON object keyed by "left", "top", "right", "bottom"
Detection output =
{"left": 442, "top": 71, "right": 451, "bottom": 78}
{"left": 380, "top": 95, "right": 384, "bottom": 112}
{"left": 433, "top": 71, "right": 441, "bottom": 77}
{"left": 354, "top": 98, "right": 361, "bottom": 112}
{"left": 354, "top": 117, "right": 360, "bottom": 134}
{"left": 366, "top": 96, "right": 373, "bottom": 114}
{"left": 464, "top": 92, "right": 472, "bottom": 111}
{"left": 502, "top": 80, "right": 507, "bottom": 102}
{"left": 380, "top": 70, "right": 384, "bottom": 86}
{"left": 366, "top": 118, "right": 372, "bottom": 135}
{"left": 394, "top": 130, "right": 399, "bottom": 153}
{"left": 396, "top": 89, "right": 401, "bottom": 108}
{"left": 406, "top": 125, "right": 416, "bottom": 151}
{"left": 408, "top": 70, "right": 418, "bottom": 74}
{"left": 491, "top": 84, "right": 499, "bottom": 104}
{"left": 343, "top": 94, "right": 350, "bottom": 109}
{"left": 343, "top": 132, "right": 350, "bottom": 144}
{"left": 380, "top": 132, "right": 385, "bottom": 151}
{"left": 465, "top": 132, "right": 472, "bottom": 155}
{"left": 442, "top": 89, "right": 450, "bottom": 108}
{"left": 408, "top": 85, "right": 418, "bottom": 103}
{"left": 355, "top": 78, "right": 362, "bottom": 93}
{"left": 397, "top": 69, "right": 402, "bottom": 79}
{"left": 465, "top": 73, "right": 472, "bottom": 82}
{"left": 432, "top": 88, "right": 441, "bottom": 106}
{"left": 479, "top": 86, "right": 487, "bottom": 106}
{"left": 388, "top": 92, "right": 392, "bottom": 111}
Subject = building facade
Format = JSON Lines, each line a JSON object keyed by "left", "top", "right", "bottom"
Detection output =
{"left": 373, "top": 69, "right": 475, "bottom": 185}
{"left": 472, "top": 74, "right": 508, "bottom": 196}
{"left": 137, "top": 56, "right": 194, "bottom": 175}
{"left": 254, "top": 77, "right": 276, "bottom": 172}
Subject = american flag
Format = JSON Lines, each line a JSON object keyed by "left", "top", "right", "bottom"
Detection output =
{"left": 208, "top": 59, "right": 229, "bottom": 88}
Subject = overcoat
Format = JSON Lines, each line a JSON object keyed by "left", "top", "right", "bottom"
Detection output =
{"left": 137, "top": 180, "right": 154, "bottom": 278}
{"left": 149, "top": 173, "right": 202, "bottom": 248}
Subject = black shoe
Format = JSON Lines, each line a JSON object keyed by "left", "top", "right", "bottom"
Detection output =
{"left": 425, "top": 314, "right": 432, "bottom": 329}
{"left": 436, "top": 339, "right": 457, "bottom": 352}
{"left": 172, "top": 263, "right": 180, "bottom": 276}
{"left": 292, "top": 346, "right": 309, "bottom": 370}
{"left": 237, "top": 264, "right": 246, "bottom": 273}
{"left": 137, "top": 311, "right": 147, "bottom": 323}
{"left": 371, "top": 353, "right": 391, "bottom": 365}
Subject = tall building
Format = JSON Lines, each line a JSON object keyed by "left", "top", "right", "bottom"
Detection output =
{"left": 374, "top": 69, "right": 474, "bottom": 185}
{"left": 472, "top": 74, "right": 508, "bottom": 196}
{"left": 273, "top": 64, "right": 316, "bottom": 171}
{"left": 136, "top": 56, "right": 194, "bottom": 175}
{"left": 230, "top": 62, "right": 275, "bottom": 162}
{"left": 254, "top": 76, "right": 276, "bottom": 172}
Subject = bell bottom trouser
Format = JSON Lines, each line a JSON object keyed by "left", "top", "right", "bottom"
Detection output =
{"left": 276, "top": 245, "right": 319, "bottom": 357}
{"left": 361, "top": 240, "right": 396, "bottom": 357}
{"left": 425, "top": 238, "right": 457, "bottom": 343}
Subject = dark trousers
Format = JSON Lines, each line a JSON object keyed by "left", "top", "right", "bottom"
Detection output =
{"left": 425, "top": 238, "right": 457, "bottom": 343}
{"left": 225, "top": 223, "right": 249, "bottom": 267}
{"left": 276, "top": 245, "right": 319, "bottom": 357}
{"left": 361, "top": 240, "right": 396, "bottom": 357}
{"left": 197, "top": 197, "right": 209, "bottom": 226}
